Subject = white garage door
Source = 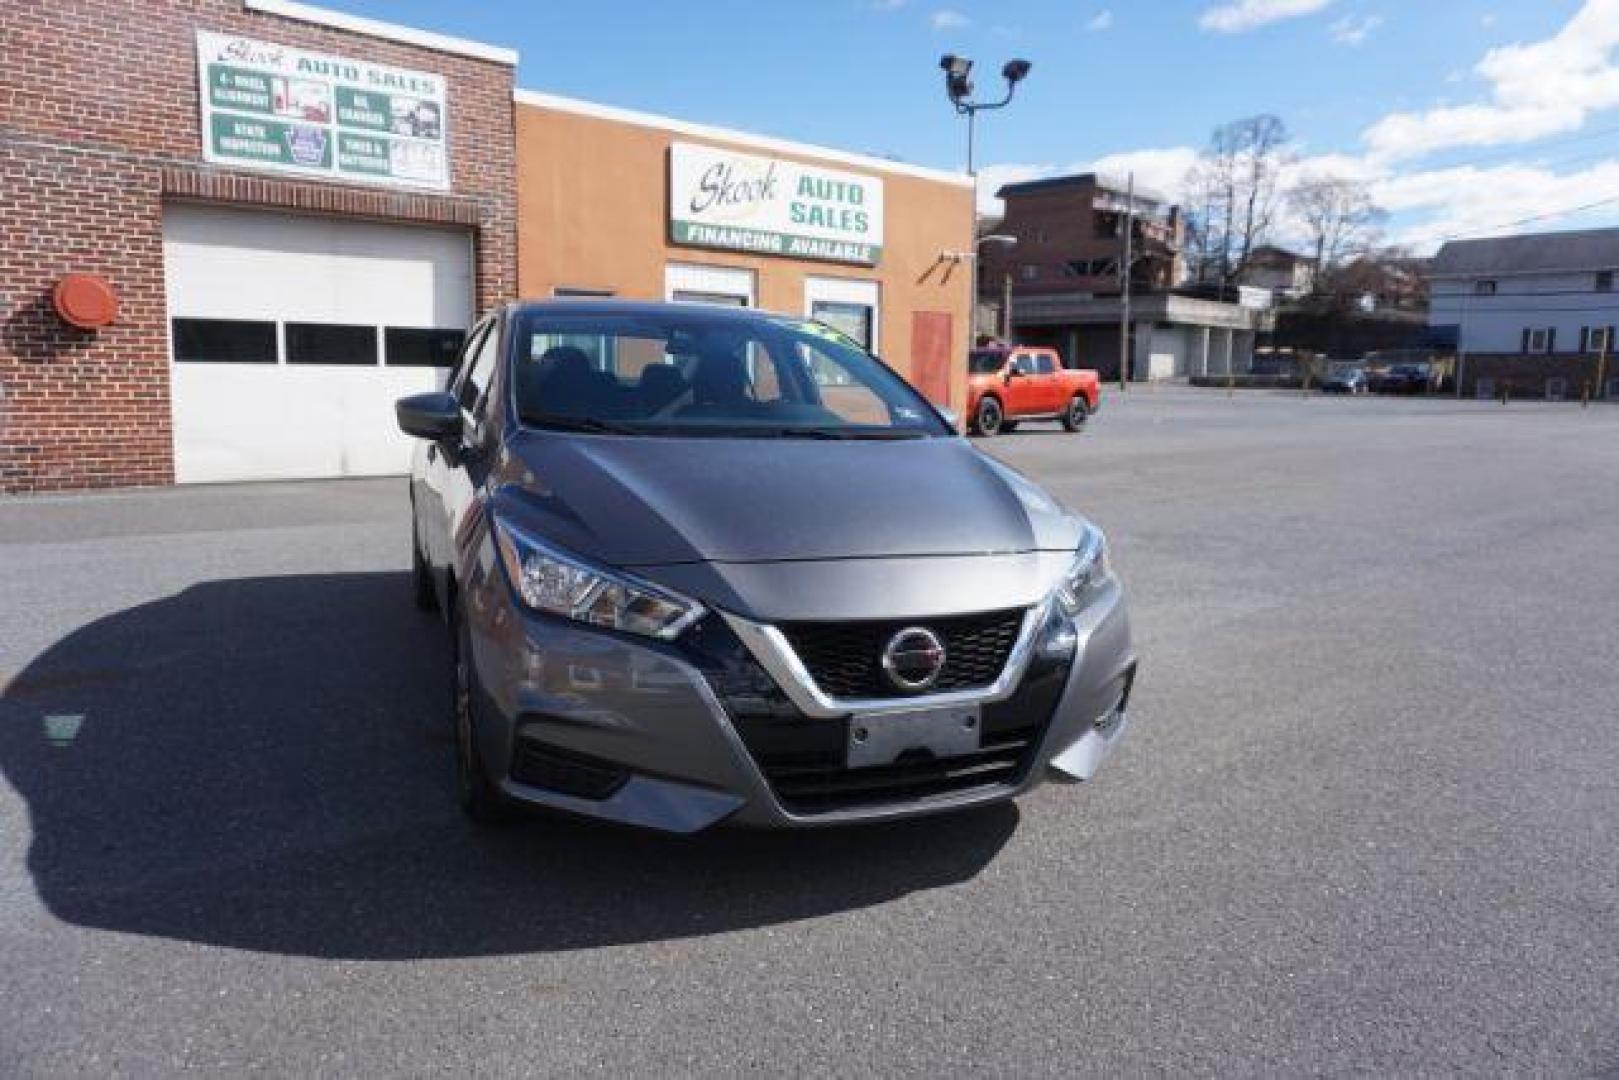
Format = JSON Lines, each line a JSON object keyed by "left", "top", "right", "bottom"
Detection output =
{"left": 163, "top": 204, "right": 474, "bottom": 483}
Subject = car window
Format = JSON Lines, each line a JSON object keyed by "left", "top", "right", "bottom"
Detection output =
{"left": 1035, "top": 354, "right": 1057, "bottom": 374}
{"left": 1014, "top": 353, "right": 1038, "bottom": 375}
{"left": 446, "top": 320, "right": 490, "bottom": 397}
{"left": 457, "top": 320, "right": 502, "bottom": 417}
{"left": 507, "top": 309, "right": 946, "bottom": 439}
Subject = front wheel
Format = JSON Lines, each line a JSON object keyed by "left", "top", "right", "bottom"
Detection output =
{"left": 1061, "top": 395, "right": 1091, "bottom": 432}
{"left": 972, "top": 396, "right": 1004, "bottom": 437}
{"left": 452, "top": 613, "right": 517, "bottom": 824}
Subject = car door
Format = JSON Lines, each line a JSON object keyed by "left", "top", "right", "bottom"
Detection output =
{"left": 1008, "top": 351, "right": 1040, "bottom": 416}
{"left": 1033, "top": 351, "right": 1063, "bottom": 412}
{"left": 423, "top": 315, "right": 501, "bottom": 574}
{"left": 440, "top": 313, "right": 507, "bottom": 577}
{"left": 416, "top": 317, "right": 491, "bottom": 569}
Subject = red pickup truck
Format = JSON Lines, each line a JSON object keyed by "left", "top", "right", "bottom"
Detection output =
{"left": 966, "top": 346, "right": 1100, "bottom": 437}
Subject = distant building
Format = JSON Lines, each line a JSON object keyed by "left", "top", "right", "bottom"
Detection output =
{"left": 979, "top": 173, "right": 1271, "bottom": 381}
{"left": 1240, "top": 245, "right": 1315, "bottom": 300}
{"left": 1429, "top": 228, "right": 1619, "bottom": 399}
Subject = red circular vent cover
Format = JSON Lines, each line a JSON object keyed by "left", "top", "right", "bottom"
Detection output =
{"left": 53, "top": 274, "right": 119, "bottom": 330}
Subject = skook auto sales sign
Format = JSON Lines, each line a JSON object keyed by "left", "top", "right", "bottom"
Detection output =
{"left": 196, "top": 31, "right": 449, "bottom": 190}
{"left": 669, "top": 142, "right": 885, "bottom": 266}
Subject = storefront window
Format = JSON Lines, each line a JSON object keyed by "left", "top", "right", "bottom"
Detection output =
{"left": 810, "top": 300, "right": 874, "bottom": 351}
{"left": 672, "top": 289, "right": 749, "bottom": 307}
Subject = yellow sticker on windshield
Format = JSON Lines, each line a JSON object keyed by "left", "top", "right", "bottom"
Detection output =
{"left": 789, "top": 318, "right": 859, "bottom": 349}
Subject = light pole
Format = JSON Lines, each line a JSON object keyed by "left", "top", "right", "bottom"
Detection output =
{"left": 940, "top": 54, "right": 1031, "bottom": 343}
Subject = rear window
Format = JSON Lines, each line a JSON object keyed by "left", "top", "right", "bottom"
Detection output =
{"left": 969, "top": 350, "right": 1006, "bottom": 374}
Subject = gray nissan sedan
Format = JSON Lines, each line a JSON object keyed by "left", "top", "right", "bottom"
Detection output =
{"left": 397, "top": 300, "right": 1136, "bottom": 832}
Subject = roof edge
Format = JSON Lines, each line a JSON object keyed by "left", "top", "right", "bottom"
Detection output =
{"left": 514, "top": 89, "right": 974, "bottom": 188}
{"left": 243, "top": 0, "right": 519, "bottom": 65}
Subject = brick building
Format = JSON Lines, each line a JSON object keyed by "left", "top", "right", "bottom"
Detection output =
{"left": 1, "top": 0, "right": 518, "bottom": 491}
{"left": 1, "top": 1, "right": 971, "bottom": 492}
{"left": 979, "top": 173, "right": 1269, "bottom": 381}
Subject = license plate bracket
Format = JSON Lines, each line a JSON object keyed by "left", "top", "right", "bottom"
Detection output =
{"left": 846, "top": 704, "right": 982, "bottom": 769}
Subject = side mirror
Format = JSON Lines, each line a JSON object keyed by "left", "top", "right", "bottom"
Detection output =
{"left": 1004, "top": 366, "right": 1022, "bottom": 383}
{"left": 396, "top": 390, "right": 462, "bottom": 441}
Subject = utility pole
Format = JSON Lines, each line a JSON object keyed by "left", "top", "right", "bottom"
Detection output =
{"left": 1002, "top": 271, "right": 1012, "bottom": 341}
{"left": 1597, "top": 328, "right": 1612, "bottom": 401}
{"left": 1118, "top": 172, "right": 1134, "bottom": 392}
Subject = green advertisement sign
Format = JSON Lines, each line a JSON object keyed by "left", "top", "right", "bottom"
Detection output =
{"left": 196, "top": 30, "right": 449, "bottom": 190}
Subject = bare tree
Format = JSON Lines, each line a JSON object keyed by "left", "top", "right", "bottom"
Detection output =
{"left": 1181, "top": 115, "right": 1291, "bottom": 288}
{"left": 1288, "top": 175, "right": 1388, "bottom": 289}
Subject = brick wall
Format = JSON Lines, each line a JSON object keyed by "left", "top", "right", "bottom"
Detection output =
{"left": 1459, "top": 353, "right": 1617, "bottom": 401}
{"left": 0, "top": 0, "right": 518, "bottom": 492}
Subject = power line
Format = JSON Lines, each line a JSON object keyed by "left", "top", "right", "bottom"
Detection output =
{"left": 1425, "top": 122, "right": 1619, "bottom": 172}
{"left": 1434, "top": 195, "right": 1619, "bottom": 244}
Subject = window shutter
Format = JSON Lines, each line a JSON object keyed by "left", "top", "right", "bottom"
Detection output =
{"left": 1547, "top": 328, "right": 1557, "bottom": 354}
{"left": 1580, "top": 327, "right": 1591, "bottom": 353}
{"left": 1521, "top": 328, "right": 1531, "bottom": 354}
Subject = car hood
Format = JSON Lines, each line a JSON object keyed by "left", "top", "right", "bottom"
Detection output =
{"left": 492, "top": 432, "right": 1084, "bottom": 567}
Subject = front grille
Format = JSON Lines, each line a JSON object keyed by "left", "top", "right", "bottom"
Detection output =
{"left": 779, "top": 608, "right": 1026, "bottom": 699}
{"left": 751, "top": 721, "right": 1044, "bottom": 814}
{"left": 510, "top": 740, "right": 628, "bottom": 800}
{"left": 682, "top": 612, "right": 1068, "bottom": 816}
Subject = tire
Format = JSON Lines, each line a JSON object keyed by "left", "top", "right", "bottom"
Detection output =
{"left": 972, "top": 396, "right": 1004, "bottom": 437}
{"left": 451, "top": 612, "right": 517, "bottom": 824}
{"left": 1061, "top": 394, "right": 1090, "bottom": 432}
{"left": 1000, "top": 421, "right": 1020, "bottom": 433}
{"left": 411, "top": 522, "right": 437, "bottom": 612}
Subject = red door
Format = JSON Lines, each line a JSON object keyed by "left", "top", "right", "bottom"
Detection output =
{"left": 909, "top": 311, "right": 953, "bottom": 405}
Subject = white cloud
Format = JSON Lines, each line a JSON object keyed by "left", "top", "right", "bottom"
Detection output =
{"left": 1086, "top": 9, "right": 1114, "bottom": 31}
{"left": 1329, "top": 13, "right": 1383, "bottom": 46}
{"left": 931, "top": 8, "right": 969, "bottom": 30}
{"left": 1198, "top": 0, "right": 1333, "bottom": 34}
{"left": 1364, "top": 0, "right": 1619, "bottom": 161}
{"left": 1374, "top": 159, "right": 1619, "bottom": 250}
{"left": 973, "top": 147, "right": 1201, "bottom": 217}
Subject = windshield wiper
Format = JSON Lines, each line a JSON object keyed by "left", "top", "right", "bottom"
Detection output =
{"left": 522, "top": 413, "right": 644, "bottom": 436}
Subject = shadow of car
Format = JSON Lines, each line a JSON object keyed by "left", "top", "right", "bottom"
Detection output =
{"left": 0, "top": 572, "right": 1016, "bottom": 960}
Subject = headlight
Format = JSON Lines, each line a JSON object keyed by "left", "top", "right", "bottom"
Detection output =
{"left": 492, "top": 513, "right": 706, "bottom": 641}
{"left": 1056, "top": 525, "right": 1112, "bottom": 616}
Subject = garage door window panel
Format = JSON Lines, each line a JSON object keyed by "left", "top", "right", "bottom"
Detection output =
{"left": 172, "top": 318, "right": 277, "bottom": 364}
{"left": 386, "top": 328, "right": 466, "bottom": 368}
{"left": 286, "top": 323, "right": 379, "bottom": 366}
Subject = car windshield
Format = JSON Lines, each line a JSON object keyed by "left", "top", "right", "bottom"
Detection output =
{"left": 969, "top": 349, "right": 1007, "bottom": 374}
{"left": 509, "top": 309, "right": 948, "bottom": 439}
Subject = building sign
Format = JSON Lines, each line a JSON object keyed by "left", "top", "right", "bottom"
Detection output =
{"left": 669, "top": 142, "right": 884, "bottom": 266}
{"left": 196, "top": 31, "right": 449, "bottom": 190}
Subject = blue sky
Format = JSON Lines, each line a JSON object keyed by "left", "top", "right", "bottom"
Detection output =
{"left": 318, "top": 0, "right": 1619, "bottom": 252}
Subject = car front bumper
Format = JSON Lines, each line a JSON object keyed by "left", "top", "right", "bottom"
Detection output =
{"left": 462, "top": 563, "right": 1136, "bottom": 833}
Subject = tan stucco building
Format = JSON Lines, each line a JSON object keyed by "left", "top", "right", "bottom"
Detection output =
{"left": 515, "top": 91, "right": 976, "bottom": 410}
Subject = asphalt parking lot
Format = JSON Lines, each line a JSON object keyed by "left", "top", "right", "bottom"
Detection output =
{"left": 3, "top": 387, "right": 1618, "bottom": 1075}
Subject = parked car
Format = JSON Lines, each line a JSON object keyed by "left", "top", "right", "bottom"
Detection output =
{"left": 967, "top": 346, "right": 1101, "bottom": 437}
{"left": 1321, "top": 367, "right": 1368, "bottom": 394}
{"left": 397, "top": 300, "right": 1137, "bottom": 832}
{"left": 1370, "top": 363, "right": 1431, "bottom": 394}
